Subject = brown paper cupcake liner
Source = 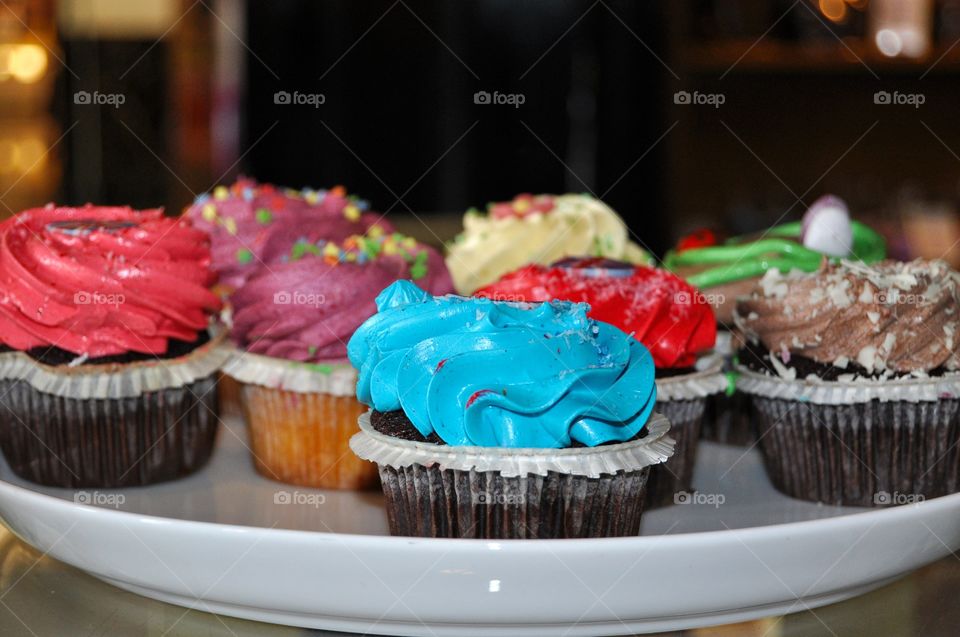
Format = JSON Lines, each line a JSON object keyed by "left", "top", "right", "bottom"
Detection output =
{"left": 351, "top": 412, "right": 674, "bottom": 538}
{"left": 241, "top": 384, "right": 378, "bottom": 490}
{"left": 0, "top": 375, "right": 219, "bottom": 488}
{"left": 700, "top": 391, "right": 755, "bottom": 446}
{"left": 376, "top": 463, "right": 651, "bottom": 538}
{"left": 644, "top": 397, "right": 707, "bottom": 509}
{"left": 752, "top": 396, "right": 960, "bottom": 506}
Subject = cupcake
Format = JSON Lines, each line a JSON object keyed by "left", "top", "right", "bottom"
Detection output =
{"left": 347, "top": 280, "right": 674, "bottom": 538}
{"left": 222, "top": 227, "right": 453, "bottom": 490}
{"left": 186, "top": 178, "right": 392, "bottom": 417}
{"left": 445, "top": 193, "right": 651, "bottom": 294}
{"left": 664, "top": 195, "right": 886, "bottom": 325}
{"left": 666, "top": 195, "right": 886, "bottom": 447}
{"left": 475, "top": 258, "right": 726, "bottom": 508}
{"left": 735, "top": 259, "right": 960, "bottom": 506}
{"left": 185, "top": 177, "right": 391, "bottom": 293}
{"left": 0, "top": 205, "right": 226, "bottom": 488}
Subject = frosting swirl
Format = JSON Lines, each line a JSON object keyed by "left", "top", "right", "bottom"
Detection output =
{"left": 476, "top": 259, "right": 716, "bottom": 369}
{"left": 735, "top": 259, "right": 960, "bottom": 375}
{"left": 185, "top": 178, "right": 391, "bottom": 291}
{"left": 0, "top": 205, "right": 220, "bottom": 357}
{"left": 347, "top": 280, "right": 658, "bottom": 448}
{"left": 664, "top": 195, "right": 886, "bottom": 290}
{"left": 230, "top": 230, "right": 453, "bottom": 362}
{"left": 445, "top": 193, "right": 651, "bottom": 294}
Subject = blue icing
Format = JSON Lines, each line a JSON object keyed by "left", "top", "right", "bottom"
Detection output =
{"left": 347, "top": 281, "right": 657, "bottom": 449}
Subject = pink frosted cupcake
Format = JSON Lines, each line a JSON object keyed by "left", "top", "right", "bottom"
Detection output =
{"left": 185, "top": 178, "right": 392, "bottom": 293}
{"left": 223, "top": 227, "right": 453, "bottom": 489}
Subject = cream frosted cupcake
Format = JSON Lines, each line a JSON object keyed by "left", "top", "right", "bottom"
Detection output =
{"left": 735, "top": 259, "right": 960, "bottom": 506}
{"left": 347, "top": 281, "right": 674, "bottom": 538}
{"left": 446, "top": 193, "right": 650, "bottom": 294}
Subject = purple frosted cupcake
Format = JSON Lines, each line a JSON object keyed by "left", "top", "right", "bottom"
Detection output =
{"left": 735, "top": 259, "right": 960, "bottom": 506}
{"left": 222, "top": 228, "right": 452, "bottom": 490}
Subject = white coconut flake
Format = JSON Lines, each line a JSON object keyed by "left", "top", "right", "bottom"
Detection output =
{"left": 769, "top": 351, "right": 797, "bottom": 380}
{"left": 857, "top": 345, "right": 877, "bottom": 373}
{"left": 834, "top": 355, "right": 849, "bottom": 369}
{"left": 760, "top": 269, "right": 789, "bottom": 299}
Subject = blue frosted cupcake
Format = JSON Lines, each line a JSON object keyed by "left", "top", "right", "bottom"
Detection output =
{"left": 347, "top": 281, "right": 674, "bottom": 538}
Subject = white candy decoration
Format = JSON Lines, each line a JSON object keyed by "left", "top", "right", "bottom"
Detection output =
{"left": 802, "top": 194, "right": 853, "bottom": 257}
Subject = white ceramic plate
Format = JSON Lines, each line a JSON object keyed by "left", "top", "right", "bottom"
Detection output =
{"left": 0, "top": 417, "right": 958, "bottom": 636}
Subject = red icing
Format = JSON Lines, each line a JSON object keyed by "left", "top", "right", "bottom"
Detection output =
{"left": 676, "top": 228, "right": 718, "bottom": 251}
{"left": 476, "top": 261, "right": 716, "bottom": 368}
{"left": 489, "top": 194, "right": 556, "bottom": 220}
{"left": 466, "top": 389, "right": 494, "bottom": 408}
{"left": 0, "top": 205, "right": 221, "bottom": 357}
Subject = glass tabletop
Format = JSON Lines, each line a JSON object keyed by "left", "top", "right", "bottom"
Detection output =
{"left": 0, "top": 525, "right": 956, "bottom": 637}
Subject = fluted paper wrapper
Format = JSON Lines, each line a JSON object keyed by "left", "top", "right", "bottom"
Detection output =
{"left": 644, "top": 398, "right": 707, "bottom": 509}
{"left": 225, "top": 347, "right": 375, "bottom": 489}
{"left": 0, "top": 329, "right": 229, "bottom": 400}
{"left": 736, "top": 366, "right": 960, "bottom": 405}
{"left": 240, "top": 383, "right": 377, "bottom": 490}
{"left": 643, "top": 359, "right": 724, "bottom": 509}
{"left": 350, "top": 412, "right": 674, "bottom": 538}
{"left": 221, "top": 346, "right": 357, "bottom": 396}
{"left": 0, "top": 375, "right": 219, "bottom": 488}
{"left": 700, "top": 332, "right": 754, "bottom": 445}
{"left": 738, "top": 367, "right": 960, "bottom": 506}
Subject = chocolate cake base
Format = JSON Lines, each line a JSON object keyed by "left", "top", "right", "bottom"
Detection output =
{"left": 644, "top": 398, "right": 707, "bottom": 509}
{"left": 377, "top": 463, "right": 650, "bottom": 538}
{"left": 752, "top": 396, "right": 960, "bottom": 506}
{"left": 0, "top": 375, "right": 219, "bottom": 488}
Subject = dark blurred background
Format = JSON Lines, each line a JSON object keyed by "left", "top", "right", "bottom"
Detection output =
{"left": 5, "top": 0, "right": 960, "bottom": 262}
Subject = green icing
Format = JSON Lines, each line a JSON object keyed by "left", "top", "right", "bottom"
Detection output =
{"left": 410, "top": 251, "right": 428, "bottom": 279}
{"left": 299, "top": 362, "right": 334, "bottom": 374}
{"left": 664, "top": 221, "right": 886, "bottom": 289}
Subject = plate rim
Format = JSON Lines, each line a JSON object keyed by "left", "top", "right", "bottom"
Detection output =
{"left": 2, "top": 469, "right": 958, "bottom": 548}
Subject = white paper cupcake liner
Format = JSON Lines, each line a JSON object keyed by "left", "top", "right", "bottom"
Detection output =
{"left": 221, "top": 345, "right": 357, "bottom": 396}
{"left": 656, "top": 357, "right": 727, "bottom": 402}
{"left": 0, "top": 328, "right": 230, "bottom": 400}
{"left": 736, "top": 365, "right": 960, "bottom": 405}
{"left": 350, "top": 411, "right": 674, "bottom": 479}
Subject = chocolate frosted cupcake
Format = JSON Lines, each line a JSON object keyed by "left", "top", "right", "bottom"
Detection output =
{"left": 223, "top": 228, "right": 452, "bottom": 490}
{"left": 0, "top": 205, "right": 226, "bottom": 488}
{"left": 735, "top": 259, "right": 960, "bottom": 506}
{"left": 476, "top": 258, "right": 725, "bottom": 509}
{"left": 445, "top": 193, "right": 651, "bottom": 294}
{"left": 347, "top": 281, "right": 674, "bottom": 538}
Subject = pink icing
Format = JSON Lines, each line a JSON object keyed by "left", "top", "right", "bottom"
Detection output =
{"left": 185, "top": 178, "right": 393, "bottom": 291}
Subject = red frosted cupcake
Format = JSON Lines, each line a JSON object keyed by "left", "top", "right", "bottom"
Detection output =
{"left": 476, "top": 258, "right": 726, "bottom": 508}
{"left": 0, "top": 205, "right": 226, "bottom": 488}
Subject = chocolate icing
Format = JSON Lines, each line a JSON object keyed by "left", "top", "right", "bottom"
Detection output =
{"left": 735, "top": 259, "right": 960, "bottom": 376}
